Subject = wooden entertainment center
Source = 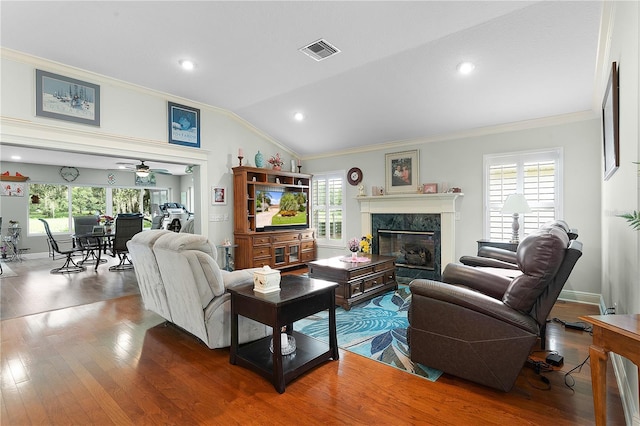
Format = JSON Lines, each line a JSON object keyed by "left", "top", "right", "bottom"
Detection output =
{"left": 233, "top": 166, "right": 315, "bottom": 270}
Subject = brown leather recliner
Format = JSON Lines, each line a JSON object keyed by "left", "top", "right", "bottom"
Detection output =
{"left": 408, "top": 227, "right": 582, "bottom": 391}
{"left": 459, "top": 220, "right": 578, "bottom": 270}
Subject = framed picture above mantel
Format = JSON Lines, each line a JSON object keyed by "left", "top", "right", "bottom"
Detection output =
{"left": 385, "top": 150, "right": 419, "bottom": 195}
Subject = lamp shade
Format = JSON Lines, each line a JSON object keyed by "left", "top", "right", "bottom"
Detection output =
{"left": 501, "top": 194, "right": 531, "bottom": 214}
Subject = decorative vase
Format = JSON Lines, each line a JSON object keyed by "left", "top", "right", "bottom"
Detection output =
{"left": 351, "top": 251, "right": 358, "bottom": 260}
{"left": 255, "top": 151, "right": 265, "bottom": 168}
{"left": 272, "top": 165, "right": 281, "bottom": 171}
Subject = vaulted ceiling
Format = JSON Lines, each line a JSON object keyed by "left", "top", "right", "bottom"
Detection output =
{"left": 1, "top": 1, "right": 602, "bottom": 161}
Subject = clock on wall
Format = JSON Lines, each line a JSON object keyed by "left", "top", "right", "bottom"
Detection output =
{"left": 347, "top": 167, "right": 363, "bottom": 186}
{"left": 59, "top": 166, "right": 79, "bottom": 182}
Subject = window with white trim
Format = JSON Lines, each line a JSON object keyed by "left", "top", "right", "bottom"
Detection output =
{"left": 484, "top": 148, "right": 563, "bottom": 241}
{"left": 312, "top": 171, "right": 345, "bottom": 247}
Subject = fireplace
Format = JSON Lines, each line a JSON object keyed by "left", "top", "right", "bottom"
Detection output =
{"left": 357, "top": 192, "right": 463, "bottom": 283}
{"left": 372, "top": 213, "right": 440, "bottom": 283}
{"left": 378, "top": 230, "right": 435, "bottom": 271}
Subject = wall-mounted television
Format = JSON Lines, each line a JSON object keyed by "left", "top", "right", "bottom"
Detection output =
{"left": 255, "top": 186, "right": 308, "bottom": 231}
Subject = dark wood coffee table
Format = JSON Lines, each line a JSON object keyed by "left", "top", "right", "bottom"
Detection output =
{"left": 308, "top": 254, "right": 397, "bottom": 310}
{"left": 228, "top": 275, "right": 339, "bottom": 393}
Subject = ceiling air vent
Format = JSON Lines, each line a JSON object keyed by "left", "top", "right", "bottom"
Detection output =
{"left": 299, "top": 39, "right": 340, "bottom": 61}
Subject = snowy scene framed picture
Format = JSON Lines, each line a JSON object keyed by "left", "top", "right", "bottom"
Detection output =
{"left": 168, "top": 101, "right": 200, "bottom": 148}
{"left": 35, "top": 69, "right": 100, "bottom": 126}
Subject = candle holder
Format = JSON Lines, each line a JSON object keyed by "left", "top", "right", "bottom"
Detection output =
{"left": 297, "top": 165, "right": 301, "bottom": 173}
{"left": 238, "top": 156, "right": 244, "bottom": 166}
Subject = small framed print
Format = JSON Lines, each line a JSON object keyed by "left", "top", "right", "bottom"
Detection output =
{"left": 423, "top": 183, "right": 438, "bottom": 194}
{"left": 212, "top": 186, "right": 226, "bottom": 205}
{"left": 168, "top": 101, "right": 200, "bottom": 148}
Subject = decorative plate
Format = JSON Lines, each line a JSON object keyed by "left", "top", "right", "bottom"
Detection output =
{"left": 347, "top": 167, "right": 363, "bottom": 186}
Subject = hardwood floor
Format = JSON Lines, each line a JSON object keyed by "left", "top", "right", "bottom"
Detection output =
{"left": 0, "top": 257, "right": 626, "bottom": 425}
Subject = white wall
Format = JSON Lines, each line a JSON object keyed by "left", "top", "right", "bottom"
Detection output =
{"left": 306, "top": 116, "right": 603, "bottom": 298}
{"left": 599, "top": 2, "right": 639, "bottom": 424}
{"left": 0, "top": 49, "right": 299, "bottom": 248}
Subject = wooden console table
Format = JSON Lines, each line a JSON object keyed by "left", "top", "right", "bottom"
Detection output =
{"left": 579, "top": 314, "right": 640, "bottom": 426}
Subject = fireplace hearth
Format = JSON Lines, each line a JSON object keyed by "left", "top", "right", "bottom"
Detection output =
{"left": 372, "top": 213, "right": 441, "bottom": 283}
{"left": 378, "top": 230, "right": 435, "bottom": 271}
{"left": 357, "top": 192, "right": 463, "bottom": 282}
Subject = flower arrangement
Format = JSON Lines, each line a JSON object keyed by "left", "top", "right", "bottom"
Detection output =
{"left": 359, "top": 234, "right": 373, "bottom": 253}
{"left": 268, "top": 153, "right": 284, "bottom": 169}
{"left": 348, "top": 237, "right": 360, "bottom": 253}
{"left": 100, "top": 215, "right": 114, "bottom": 225}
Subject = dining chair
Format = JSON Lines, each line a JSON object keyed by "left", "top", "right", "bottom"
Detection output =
{"left": 108, "top": 213, "right": 143, "bottom": 271}
{"left": 39, "top": 218, "right": 86, "bottom": 274}
{"left": 73, "top": 215, "right": 106, "bottom": 266}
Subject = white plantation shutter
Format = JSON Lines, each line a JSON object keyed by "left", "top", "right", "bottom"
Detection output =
{"left": 312, "top": 171, "right": 345, "bottom": 247}
{"left": 484, "top": 149, "right": 563, "bottom": 241}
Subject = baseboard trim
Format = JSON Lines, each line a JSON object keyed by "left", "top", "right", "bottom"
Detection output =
{"left": 558, "top": 289, "right": 601, "bottom": 305}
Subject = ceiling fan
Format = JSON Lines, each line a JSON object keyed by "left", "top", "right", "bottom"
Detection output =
{"left": 115, "top": 160, "right": 172, "bottom": 176}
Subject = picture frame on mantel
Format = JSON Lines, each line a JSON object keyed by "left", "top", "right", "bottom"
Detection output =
{"left": 168, "top": 101, "right": 200, "bottom": 148}
{"left": 602, "top": 61, "right": 619, "bottom": 181}
{"left": 35, "top": 69, "right": 100, "bottom": 126}
{"left": 385, "top": 150, "right": 419, "bottom": 194}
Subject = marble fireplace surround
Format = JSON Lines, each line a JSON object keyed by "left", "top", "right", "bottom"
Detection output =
{"left": 357, "top": 193, "right": 463, "bottom": 276}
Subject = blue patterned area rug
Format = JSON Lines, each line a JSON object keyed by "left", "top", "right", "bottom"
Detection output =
{"left": 295, "top": 285, "right": 442, "bottom": 382}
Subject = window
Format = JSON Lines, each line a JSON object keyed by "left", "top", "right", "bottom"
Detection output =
{"left": 29, "top": 183, "right": 70, "bottom": 233}
{"left": 29, "top": 184, "right": 169, "bottom": 234}
{"left": 484, "top": 148, "right": 563, "bottom": 241}
{"left": 312, "top": 171, "right": 345, "bottom": 247}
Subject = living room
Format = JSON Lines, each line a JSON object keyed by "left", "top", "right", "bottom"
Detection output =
{"left": 0, "top": 1, "right": 638, "bottom": 424}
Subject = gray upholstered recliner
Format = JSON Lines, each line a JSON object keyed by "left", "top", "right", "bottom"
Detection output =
{"left": 408, "top": 227, "right": 582, "bottom": 391}
{"left": 127, "top": 229, "right": 173, "bottom": 320}
{"left": 150, "top": 232, "right": 269, "bottom": 349}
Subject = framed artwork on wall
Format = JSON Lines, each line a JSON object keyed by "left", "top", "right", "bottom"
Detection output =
{"left": 385, "top": 150, "right": 419, "bottom": 194}
{"left": 212, "top": 186, "right": 226, "bottom": 205}
{"left": 168, "top": 101, "right": 200, "bottom": 148}
{"left": 602, "top": 61, "right": 619, "bottom": 181}
{"left": 35, "top": 69, "right": 100, "bottom": 126}
{"left": 135, "top": 173, "right": 156, "bottom": 186}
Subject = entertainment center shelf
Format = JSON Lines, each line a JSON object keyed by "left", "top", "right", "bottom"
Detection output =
{"left": 233, "top": 166, "right": 315, "bottom": 270}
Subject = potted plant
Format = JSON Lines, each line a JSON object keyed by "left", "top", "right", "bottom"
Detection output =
{"left": 268, "top": 153, "right": 284, "bottom": 171}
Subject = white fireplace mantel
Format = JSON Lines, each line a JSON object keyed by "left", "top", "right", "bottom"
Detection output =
{"left": 357, "top": 193, "right": 463, "bottom": 273}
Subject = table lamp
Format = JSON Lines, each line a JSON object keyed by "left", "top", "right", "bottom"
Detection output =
{"left": 501, "top": 194, "right": 531, "bottom": 244}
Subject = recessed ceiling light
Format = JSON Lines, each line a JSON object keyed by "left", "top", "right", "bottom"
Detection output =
{"left": 11, "top": 155, "right": 21, "bottom": 160}
{"left": 457, "top": 61, "right": 475, "bottom": 75}
{"left": 294, "top": 112, "right": 305, "bottom": 121}
{"left": 179, "top": 59, "right": 195, "bottom": 71}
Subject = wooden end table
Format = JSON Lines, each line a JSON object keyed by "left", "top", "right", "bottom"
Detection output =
{"left": 308, "top": 254, "right": 396, "bottom": 310}
{"left": 228, "top": 275, "right": 339, "bottom": 393}
{"left": 579, "top": 314, "right": 640, "bottom": 425}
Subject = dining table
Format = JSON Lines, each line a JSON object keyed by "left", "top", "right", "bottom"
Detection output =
{"left": 73, "top": 231, "right": 114, "bottom": 271}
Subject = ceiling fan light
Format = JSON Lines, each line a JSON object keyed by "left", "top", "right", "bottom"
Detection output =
{"left": 135, "top": 161, "right": 150, "bottom": 177}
